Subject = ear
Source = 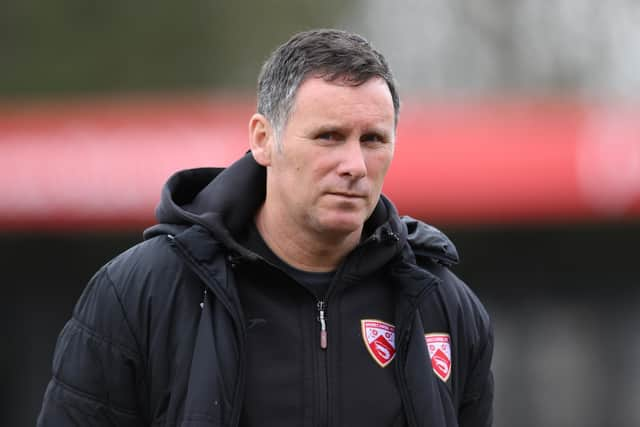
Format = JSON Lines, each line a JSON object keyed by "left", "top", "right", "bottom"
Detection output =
{"left": 249, "top": 113, "right": 275, "bottom": 167}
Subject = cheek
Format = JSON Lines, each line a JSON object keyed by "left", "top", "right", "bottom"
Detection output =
{"left": 286, "top": 162, "right": 324, "bottom": 200}
{"left": 367, "top": 150, "right": 394, "bottom": 183}
{"left": 307, "top": 157, "right": 338, "bottom": 183}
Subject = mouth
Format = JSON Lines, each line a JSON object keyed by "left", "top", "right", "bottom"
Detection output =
{"left": 327, "top": 192, "right": 367, "bottom": 199}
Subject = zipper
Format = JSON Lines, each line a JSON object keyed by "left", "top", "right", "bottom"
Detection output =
{"left": 311, "top": 240, "right": 378, "bottom": 427}
{"left": 243, "top": 249, "right": 335, "bottom": 426}
{"left": 311, "top": 232, "right": 390, "bottom": 353}
{"left": 316, "top": 298, "right": 329, "bottom": 427}
{"left": 317, "top": 300, "right": 328, "bottom": 350}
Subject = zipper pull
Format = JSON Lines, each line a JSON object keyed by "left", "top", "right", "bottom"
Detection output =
{"left": 317, "top": 301, "right": 328, "bottom": 350}
{"left": 200, "top": 288, "right": 207, "bottom": 309}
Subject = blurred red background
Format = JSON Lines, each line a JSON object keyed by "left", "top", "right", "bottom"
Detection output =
{"left": 2, "top": 96, "right": 638, "bottom": 230}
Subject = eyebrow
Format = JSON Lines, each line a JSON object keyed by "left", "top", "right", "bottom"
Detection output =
{"left": 309, "top": 124, "right": 392, "bottom": 139}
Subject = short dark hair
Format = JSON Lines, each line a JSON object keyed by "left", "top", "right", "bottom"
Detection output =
{"left": 257, "top": 29, "right": 400, "bottom": 139}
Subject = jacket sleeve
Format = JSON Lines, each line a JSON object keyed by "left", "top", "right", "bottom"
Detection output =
{"left": 458, "top": 291, "right": 494, "bottom": 427}
{"left": 37, "top": 266, "right": 146, "bottom": 426}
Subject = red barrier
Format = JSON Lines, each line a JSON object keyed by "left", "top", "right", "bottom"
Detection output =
{"left": 1, "top": 96, "right": 639, "bottom": 230}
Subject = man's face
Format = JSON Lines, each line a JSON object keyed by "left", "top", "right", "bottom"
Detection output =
{"left": 266, "top": 76, "right": 396, "bottom": 238}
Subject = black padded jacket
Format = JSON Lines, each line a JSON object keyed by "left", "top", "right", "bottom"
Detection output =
{"left": 38, "top": 153, "right": 493, "bottom": 427}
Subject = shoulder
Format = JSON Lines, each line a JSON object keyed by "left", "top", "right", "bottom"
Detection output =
{"left": 402, "top": 215, "right": 490, "bottom": 335}
{"left": 74, "top": 234, "right": 201, "bottom": 342}
{"left": 423, "top": 260, "right": 491, "bottom": 341}
{"left": 105, "top": 235, "right": 184, "bottom": 291}
{"left": 105, "top": 232, "right": 207, "bottom": 315}
{"left": 72, "top": 235, "right": 181, "bottom": 323}
{"left": 401, "top": 214, "right": 492, "bottom": 352}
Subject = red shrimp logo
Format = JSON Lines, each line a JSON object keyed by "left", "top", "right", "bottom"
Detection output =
{"left": 425, "top": 333, "right": 452, "bottom": 382}
{"left": 361, "top": 319, "right": 396, "bottom": 368}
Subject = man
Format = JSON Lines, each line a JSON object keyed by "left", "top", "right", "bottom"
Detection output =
{"left": 38, "top": 29, "right": 493, "bottom": 426}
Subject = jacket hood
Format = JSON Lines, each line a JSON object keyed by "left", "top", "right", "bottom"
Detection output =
{"left": 144, "top": 152, "right": 458, "bottom": 271}
{"left": 402, "top": 216, "right": 459, "bottom": 266}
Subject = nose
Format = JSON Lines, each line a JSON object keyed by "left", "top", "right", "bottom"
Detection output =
{"left": 338, "top": 139, "right": 367, "bottom": 179}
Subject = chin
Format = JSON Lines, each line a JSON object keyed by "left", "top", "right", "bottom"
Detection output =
{"left": 316, "top": 214, "right": 366, "bottom": 236}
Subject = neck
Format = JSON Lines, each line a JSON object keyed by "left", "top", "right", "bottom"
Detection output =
{"left": 254, "top": 204, "right": 361, "bottom": 273}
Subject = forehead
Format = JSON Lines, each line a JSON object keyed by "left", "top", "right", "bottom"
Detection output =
{"left": 288, "top": 76, "right": 395, "bottom": 129}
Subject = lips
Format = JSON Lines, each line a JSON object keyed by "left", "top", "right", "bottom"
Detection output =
{"left": 328, "top": 192, "right": 366, "bottom": 198}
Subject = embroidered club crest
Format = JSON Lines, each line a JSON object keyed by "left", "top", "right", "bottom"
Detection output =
{"left": 425, "top": 333, "right": 452, "bottom": 382}
{"left": 361, "top": 319, "right": 396, "bottom": 368}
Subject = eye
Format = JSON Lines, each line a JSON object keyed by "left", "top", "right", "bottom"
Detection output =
{"left": 315, "top": 131, "right": 342, "bottom": 142}
{"left": 360, "top": 133, "right": 386, "bottom": 144}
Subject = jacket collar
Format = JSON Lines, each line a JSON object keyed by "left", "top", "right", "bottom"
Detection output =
{"left": 145, "top": 152, "right": 459, "bottom": 280}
